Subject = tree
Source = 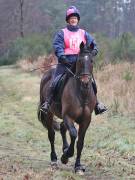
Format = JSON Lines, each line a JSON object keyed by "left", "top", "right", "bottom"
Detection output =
{"left": 19, "top": 0, "right": 24, "bottom": 37}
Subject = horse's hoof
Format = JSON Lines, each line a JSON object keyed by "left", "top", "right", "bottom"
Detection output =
{"left": 51, "top": 161, "right": 58, "bottom": 170}
{"left": 75, "top": 169, "right": 84, "bottom": 176}
{"left": 51, "top": 161, "right": 58, "bottom": 166}
{"left": 63, "top": 148, "right": 74, "bottom": 158}
{"left": 75, "top": 165, "right": 86, "bottom": 175}
{"left": 61, "top": 154, "right": 68, "bottom": 164}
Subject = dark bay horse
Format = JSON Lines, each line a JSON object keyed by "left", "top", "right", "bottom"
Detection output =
{"left": 38, "top": 42, "right": 96, "bottom": 174}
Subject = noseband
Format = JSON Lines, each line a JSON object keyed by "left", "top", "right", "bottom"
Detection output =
{"left": 77, "top": 73, "right": 92, "bottom": 84}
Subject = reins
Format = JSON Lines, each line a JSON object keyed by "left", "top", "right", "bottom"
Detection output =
{"left": 65, "top": 66, "right": 77, "bottom": 78}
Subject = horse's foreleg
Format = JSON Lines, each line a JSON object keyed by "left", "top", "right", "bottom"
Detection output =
{"left": 75, "top": 118, "right": 91, "bottom": 173}
{"left": 48, "top": 128, "right": 57, "bottom": 163}
{"left": 64, "top": 116, "right": 77, "bottom": 157}
{"left": 61, "top": 115, "right": 77, "bottom": 164}
{"left": 60, "top": 122, "right": 69, "bottom": 153}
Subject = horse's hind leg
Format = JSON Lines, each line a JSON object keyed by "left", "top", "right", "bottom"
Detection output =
{"left": 46, "top": 113, "right": 57, "bottom": 164}
{"left": 60, "top": 122, "right": 69, "bottom": 153}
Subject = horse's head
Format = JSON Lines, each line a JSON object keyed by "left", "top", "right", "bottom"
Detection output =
{"left": 76, "top": 42, "right": 93, "bottom": 84}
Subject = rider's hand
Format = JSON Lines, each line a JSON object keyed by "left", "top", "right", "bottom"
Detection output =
{"left": 91, "top": 49, "right": 98, "bottom": 56}
{"left": 59, "top": 55, "right": 69, "bottom": 65}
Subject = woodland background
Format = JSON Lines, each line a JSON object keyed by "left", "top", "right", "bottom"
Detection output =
{"left": 0, "top": 0, "right": 135, "bottom": 65}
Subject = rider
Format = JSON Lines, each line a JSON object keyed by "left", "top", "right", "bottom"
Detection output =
{"left": 41, "top": 6, "right": 107, "bottom": 115}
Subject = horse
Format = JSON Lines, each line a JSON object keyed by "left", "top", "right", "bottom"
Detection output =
{"left": 38, "top": 42, "right": 96, "bottom": 174}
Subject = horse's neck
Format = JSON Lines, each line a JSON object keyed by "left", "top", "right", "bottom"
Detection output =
{"left": 74, "top": 79, "right": 92, "bottom": 103}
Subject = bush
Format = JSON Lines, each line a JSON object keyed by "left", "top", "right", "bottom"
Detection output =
{"left": 93, "top": 32, "right": 135, "bottom": 67}
{"left": 111, "top": 33, "right": 135, "bottom": 62}
{"left": 0, "top": 33, "right": 52, "bottom": 65}
{"left": 93, "top": 33, "right": 111, "bottom": 70}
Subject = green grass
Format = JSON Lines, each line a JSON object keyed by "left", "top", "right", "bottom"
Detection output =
{"left": 0, "top": 65, "right": 135, "bottom": 179}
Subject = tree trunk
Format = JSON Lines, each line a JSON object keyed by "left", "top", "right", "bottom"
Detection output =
{"left": 20, "top": 0, "right": 24, "bottom": 37}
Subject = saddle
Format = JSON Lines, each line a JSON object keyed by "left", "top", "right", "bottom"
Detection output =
{"left": 53, "top": 63, "right": 76, "bottom": 105}
{"left": 54, "top": 73, "right": 69, "bottom": 103}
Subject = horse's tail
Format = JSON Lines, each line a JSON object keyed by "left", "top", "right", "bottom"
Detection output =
{"left": 37, "top": 104, "right": 60, "bottom": 131}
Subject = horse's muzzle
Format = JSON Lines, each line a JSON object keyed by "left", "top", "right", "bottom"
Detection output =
{"left": 79, "top": 74, "right": 91, "bottom": 84}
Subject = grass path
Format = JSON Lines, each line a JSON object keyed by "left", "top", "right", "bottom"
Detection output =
{"left": 0, "top": 65, "right": 135, "bottom": 179}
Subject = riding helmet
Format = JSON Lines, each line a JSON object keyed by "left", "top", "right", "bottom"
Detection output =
{"left": 66, "top": 6, "right": 80, "bottom": 22}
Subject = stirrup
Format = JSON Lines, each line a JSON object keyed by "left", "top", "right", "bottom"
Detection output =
{"left": 40, "top": 102, "right": 50, "bottom": 114}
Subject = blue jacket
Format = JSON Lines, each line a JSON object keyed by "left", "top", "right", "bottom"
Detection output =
{"left": 53, "top": 24, "right": 98, "bottom": 63}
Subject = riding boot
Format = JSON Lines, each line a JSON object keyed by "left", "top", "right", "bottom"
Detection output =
{"left": 40, "top": 85, "right": 55, "bottom": 114}
{"left": 94, "top": 100, "right": 107, "bottom": 115}
{"left": 92, "top": 80, "right": 107, "bottom": 115}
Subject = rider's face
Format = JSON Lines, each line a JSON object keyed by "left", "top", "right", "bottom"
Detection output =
{"left": 68, "top": 16, "right": 78, "bottom": 26}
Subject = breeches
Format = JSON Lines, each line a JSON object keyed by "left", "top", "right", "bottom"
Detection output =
{"left": 50, "top": 64, "right": 70, "bottom": 89}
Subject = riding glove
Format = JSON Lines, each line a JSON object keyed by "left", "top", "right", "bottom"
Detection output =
{"left": 59, "top": 55, "right": 69, "bottom": 65}
{"left": 91, "top": 49, "right": 98, "bottom": 56}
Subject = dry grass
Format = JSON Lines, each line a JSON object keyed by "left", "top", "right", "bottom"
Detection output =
{"left": 95, "top": 62, "right": 135, "bottom": 116}
{"left": 17, "top": 54, "right": 57, "bottom": 74}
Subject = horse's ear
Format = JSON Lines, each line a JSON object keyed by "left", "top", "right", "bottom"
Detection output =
{"left": 80, "top": 41, "right": 85, "bottom": 52}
